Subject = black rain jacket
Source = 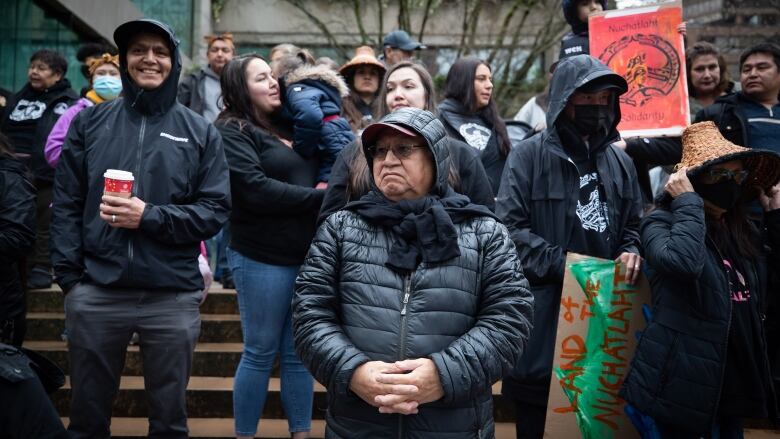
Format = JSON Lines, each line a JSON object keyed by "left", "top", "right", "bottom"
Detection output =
{"left": 496, "top": 55, "right": 643, "bottom": 405}
{"left": 0, "top": 157, "right": 35, "bottom": 320}
{"left": 293, "top": 110, "right": 534, "bottom": 438}
{"left": 51, "top": 19, "right": 231, "bottom": 293}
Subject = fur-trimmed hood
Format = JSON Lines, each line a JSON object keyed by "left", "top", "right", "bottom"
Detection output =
{"left": 284, "top": 64, "right": 350, "bottom": 98}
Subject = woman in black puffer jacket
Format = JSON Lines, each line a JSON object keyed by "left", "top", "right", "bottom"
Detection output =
{"left": 293, "top": 108, "right": 534, "bottom": 438}
{"left": 621, "top": 122, "right": 780, "bottom": 438}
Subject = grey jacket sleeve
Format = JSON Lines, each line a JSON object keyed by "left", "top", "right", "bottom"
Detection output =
{"left": 430, "top": 221, "right": 534, "bottom": 404}
{"left": 293, "top": 213, "right": 372, "bottom": 397}
{"left": 138, "top": 123, "right": 231, "bottom": 244}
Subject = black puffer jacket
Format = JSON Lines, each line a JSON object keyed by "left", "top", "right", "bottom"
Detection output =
{"left": 293, "top": 110, "right": 534, "bottom": 438}
{"left": 496, "top": 55, "right": 643, "bottom": 405}
{"left": 0, "top": 157, "right": 35, "bottom": 321}
{"left": 51, "top": 19, "right": 231, "bottom": 293}
{"left": 620, "top": 193, "right": 779, "bottom": 434}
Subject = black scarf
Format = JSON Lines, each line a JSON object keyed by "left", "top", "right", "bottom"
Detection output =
{"left": 345, "top": 188, "right": 498, "bottom": 272}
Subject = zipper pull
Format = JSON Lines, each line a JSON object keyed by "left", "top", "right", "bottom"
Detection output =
{"left": 401, "top": 292, "right": 410, "bottom": 316}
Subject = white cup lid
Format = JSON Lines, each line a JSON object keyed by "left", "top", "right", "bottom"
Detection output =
{"left": 104, "top": 169, "right": 134, "bottom": 181}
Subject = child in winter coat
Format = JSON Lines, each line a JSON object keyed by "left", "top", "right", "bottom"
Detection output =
{"left": 274, "top": 50, "right": 355, "bottom": 188}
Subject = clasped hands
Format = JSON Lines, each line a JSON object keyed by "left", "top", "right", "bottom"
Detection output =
{"left": 349, "top": 358, "right": 444, "bottom": 415}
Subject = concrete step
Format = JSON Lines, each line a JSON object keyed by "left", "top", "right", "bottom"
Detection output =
{"left": 27, "top": 285, "right": 238, "bottom": 314}
{"left": 53, "top": 376, "right": 328, "bottom": 419}
{"left": 24, "top": 340, "right": 244, "bottom": 377}
{"left": 59, "top": 417, "right": 522, "bottom": 438}
{"left": 62, "top": 417, "right": 325, "bottom": 438}
{"left": 51, "top": 375, "right": 514, "bottom": 422}
{"left": 25, "top": 312, "right": 243, "bottom": 343}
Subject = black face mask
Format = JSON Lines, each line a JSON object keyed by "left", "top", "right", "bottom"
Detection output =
{"left": 695, "top": 179, "right": 742, "bottom": 210}
{"left": 80, "top": 64, "right": 91, "bottom": 80}
{"left": 572, "top": 104, "right": 614, "bottom": 136}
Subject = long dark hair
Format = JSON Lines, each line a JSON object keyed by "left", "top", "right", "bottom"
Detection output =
{"left": 341, "top": 65, "right": 382, "bottom": 132}
{"left": 216, "top": 54, "right": 289, "bottom": 139}
{"left": 444, "top": 57, "right": 511, "bottom": 157}
{"left": 686, "top": 42, "right": 732, "bottom": 99}
{"left": 705, "top": 204, "right": 760, "bottom": 265}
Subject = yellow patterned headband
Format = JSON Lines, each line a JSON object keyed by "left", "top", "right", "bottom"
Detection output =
{"left": 87, "top": 53, "right": 120, "bottom": 76}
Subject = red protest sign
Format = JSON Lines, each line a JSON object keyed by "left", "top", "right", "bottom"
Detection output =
{"left": 589, "top": 2, "right": 690, "bottom": 138}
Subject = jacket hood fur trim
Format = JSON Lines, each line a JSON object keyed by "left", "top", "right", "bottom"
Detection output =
{"left": 284, "top": 64, "right": 350, "bottom": 98}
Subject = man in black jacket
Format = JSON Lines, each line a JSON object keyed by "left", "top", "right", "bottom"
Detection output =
{"left": 0, "top": 50, "right": 78, "bottom": 289}
{"left": 696, "top": 42, "right": 780, "bottom": 151}
{"left": 496, "top": 55, "right": 643, "bottom": 439}
{"left": 51, "top": 19, "right": 230, "bottom": 439}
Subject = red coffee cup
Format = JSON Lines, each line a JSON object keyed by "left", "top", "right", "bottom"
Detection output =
{"left": 103, "top": 169, "right": 134, "bottom": 198}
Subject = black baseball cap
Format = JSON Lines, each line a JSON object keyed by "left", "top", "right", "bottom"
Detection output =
{"left": 383, "top": 30, "right": 426, "bottom": 51}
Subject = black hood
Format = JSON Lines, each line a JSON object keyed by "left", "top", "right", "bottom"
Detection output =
{"left": 547, "top": 55, "right": 627, "bottom": 149}
{"left": 12, "top": 78, "right": 73, "bottom": 105}
{"left": 562, "top": 0, "right": 607, "bottom": 34}
{"left": 362, "top": 107, "right": 451, "bottom": 197}
{"left": 114, "top": 19, "right": 181, "bottom": 116}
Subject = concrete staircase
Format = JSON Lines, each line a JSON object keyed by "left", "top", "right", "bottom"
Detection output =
{"left": 24, "top": 284, "right": 520, "bottom": 438}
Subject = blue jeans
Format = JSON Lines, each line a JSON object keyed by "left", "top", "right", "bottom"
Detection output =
{"left": 227, "top": 248, "right": 313, "bottom": 435}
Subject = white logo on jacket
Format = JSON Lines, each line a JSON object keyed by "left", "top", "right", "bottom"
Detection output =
{"left": 458, "top": 123, "right": 491, "bottom": 151}
{"left": 160, "top": 132, "right": 189, "bottom": 142}
{"left": 9, "top": 99, "right": 46, "bottom": 121}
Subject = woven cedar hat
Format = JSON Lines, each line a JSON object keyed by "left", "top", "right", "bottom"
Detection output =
{"left": 339, "top": 46, "right": 386, "bottom": 79}
{"left": 679, "top": 121, "right": 780, "bottom": 199}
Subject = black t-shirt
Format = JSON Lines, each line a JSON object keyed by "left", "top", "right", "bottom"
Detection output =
{"left": 718, "top": 256, "right": 768, "bottom": 418}
{"left": 566, "top": 147, "right": 611, "bottom": 260}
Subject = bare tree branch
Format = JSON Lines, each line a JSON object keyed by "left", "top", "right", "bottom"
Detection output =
{"left": 352, "top": 0, "right": 370, "bottom": 44}
{"left": 417, "top": 0, "right": 438, "bottom": 42}
{"left": 283, "top": 0, "right": 349, "bottom": 59}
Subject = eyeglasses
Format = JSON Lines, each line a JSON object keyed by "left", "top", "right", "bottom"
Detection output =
{"left": 368, "top": 144, "right": 426, "bottom": 160}
{"left": 702, "top": 168, "right": 750, "bottom": 184}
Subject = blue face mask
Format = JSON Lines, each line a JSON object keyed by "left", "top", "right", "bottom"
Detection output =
{"left": 92, "top": 76, "right": 122, "bottom": 100}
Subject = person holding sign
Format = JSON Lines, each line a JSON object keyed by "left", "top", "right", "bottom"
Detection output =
{"left": 621, "top": 121, "right": 780, "bottom": 438}
{"left": 496, "top": 54, "right": 643, "bottom": 439}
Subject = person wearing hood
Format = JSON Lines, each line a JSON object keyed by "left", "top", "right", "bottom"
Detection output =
{"left": 178, "top": 32, "right": 235, "bottom": 122}
{"left": 0, "top": 49, "right": 78, "bottom": 290}
{"left": 274, "top": 49, "right": 356, "bottom": 187}
{"left": 318, "top": 60, "right": 495, "bottom": 222}
{"left": 495, "top": 54, "right": 643, "bottom": 439}
{"left": 439, "top": 57, "right": 512, "bottom": 197}
{"left": 51, "top": 19, "right": 231, "bottom": 439}
{"left": 293, "top": 107, "right": 533, "bottom": 438}
{"left": 621, "top": 121, "right": 780, "bottom": 438}
{"left": 559, "top": 0, "right": 606, "bottom": 59}
{"left": 44, "top": 53, "right": 122, "bottom": 169}
{"left": 0, "top": 133, "right": 36, "bottom": 347}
